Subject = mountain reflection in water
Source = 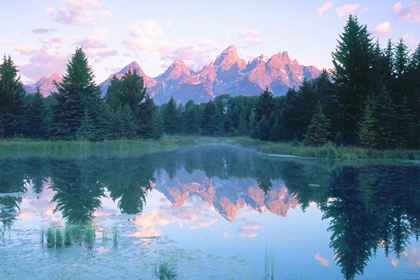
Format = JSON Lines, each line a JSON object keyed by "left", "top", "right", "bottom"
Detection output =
{"left": 0, "top": 144, "right": 419, "bottom": 280}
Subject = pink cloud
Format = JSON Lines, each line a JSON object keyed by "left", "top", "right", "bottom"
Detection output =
{"left": 0, "top": 38, "right": 12, "bottom": 45}
{"left": 401, "top": 247, "right": 420, "bottom": 267}
{"left": 374, "top": 21, "right": 392, "bottom": 37}
{"left": 314, "top": 252, "right": 330, "bottom": 266}
{"left": 394, "top": 2, "right": 403, "bottom": 13}
{"left": 18, "top": 45, "right": 69, "bottom": 83}
{"left": 317, "top": 1, "right": 333, "bottom": 15}
{"left": 240, "top": 29, "right": 263, "bottom": 45}
{"left": 336, "top": 4, "right": 360, "bottom": 17}
{"left": 395, "top": 2, "right": 420, "bottom": 23}
{"left": 47, "top": 0, "right": 111, "bottom": 26}
{"left": 127, "top": 20, "right": 164, "bottom": 38}
{"left": 50, "top": 35, "right": 66, "bottom": 43}
{"left": 14, "top": 44, "right": 37, "bottom": 55}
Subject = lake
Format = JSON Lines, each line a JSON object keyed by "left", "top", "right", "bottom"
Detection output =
{"left": 0, "top": 144, "right": 419, "bottom": 280}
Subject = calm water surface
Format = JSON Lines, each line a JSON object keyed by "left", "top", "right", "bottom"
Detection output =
{"left": 0, "top": 144, "right": 419, "bottom": 280}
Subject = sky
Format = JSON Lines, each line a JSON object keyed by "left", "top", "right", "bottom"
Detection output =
{"left": 1, "top": 0, "right": 419, "bottom": 85}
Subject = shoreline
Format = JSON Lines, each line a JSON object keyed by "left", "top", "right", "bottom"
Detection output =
{"left": 1, "top": 136, "right": 419, "bottom": 160}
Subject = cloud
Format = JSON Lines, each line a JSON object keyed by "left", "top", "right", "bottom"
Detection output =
{"left": 0, "top": 38, "right": 12, "bottom": 45}
{"left": 75, "top": 38, "right": 118, "bottom": 62}
{"left": 401, "top": 34, "right": 418, "bottom": 46}
{"left": 238, "top": 222, "right": 261, "bottom": 238}
{"left": 317, "top": 1, "right": 333, "bottom": 15}
{"left": 127, "top": 20, "right": 164, "bottom": 38}
{"left": 239, "top": 29, "right": 263, "bottom": 45}
{"left": 32, "top": 28, "right": 57, "bottom": 34}
{"left": 14, "top": 44, "right": 37, "bottom": 55}
{"left": 18, "top": 45, "right": 69, "bottom": 83}
{"left": 50, "top": 35, "right": 66, "bottom": 43}
{"left": 395, "top": 2, "right": 420, "bottom": 23}
{"left": 46, "top": 0, "right": 112, "bottom": 26}
{"left": 314, "top": 253, "right": 330, "bottom": 266}
{"left": 394, "top": 2, "right": 403, "bottom": 13}
{"left": 374, "top": 21, "right": 392, "bottom": 37}
{"left": 336, "top": 4, "right": 360, "bottom": 17}
{"left": 401, "top": 247, "right": 420, "bottom": 267}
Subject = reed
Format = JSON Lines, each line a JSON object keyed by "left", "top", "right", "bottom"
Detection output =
{"left": 112, "top": 224, "right": 118, "bottom": 246}
{"left": 46, "top": 226, "right": 55, "bottom": 246}
{"left": 84, "top": 223, "right": 96, "bottom": 244}
{"left": 263, "top": 245, "right": 276, "bottom": 280}
{"left": 54, "top": 227, "right": 63, "bottom": 246}
{"left": 41, "top": 223, "right": 99, "bottom": 248}
{"left": 154, "top": 259, "right": 177, "bottom": 280}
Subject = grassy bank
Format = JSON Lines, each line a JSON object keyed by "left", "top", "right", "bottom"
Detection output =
{"left": 0, "top": 136, "right": 208, "bottom": 154}
{"left": 226, "top": 137, "right": 420, "bottom": 160}
{"left": 1, "top": 136, "right": 419, "bottom": 160}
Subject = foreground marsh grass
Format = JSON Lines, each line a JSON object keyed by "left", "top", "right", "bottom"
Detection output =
{"left": 263, "top": 245, "right": 276, "bottom": 280}
{"left": 154, "top": 259, "right": 177, "bottom": 280}
{"left": 41, "top": 223, "right": 97, "bottom": 248}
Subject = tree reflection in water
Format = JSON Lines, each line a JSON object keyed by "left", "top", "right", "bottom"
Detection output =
{"left": 0, "top": 145, "right": 418, "bottom": 279}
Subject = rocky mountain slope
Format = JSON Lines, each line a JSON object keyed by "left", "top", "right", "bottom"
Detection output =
{"left": 26, "top": 45, "right": 322, "bottom": 104}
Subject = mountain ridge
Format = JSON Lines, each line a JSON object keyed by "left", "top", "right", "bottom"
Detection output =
{"left": 26, "top": 45, "right": 323, "bottom": 104}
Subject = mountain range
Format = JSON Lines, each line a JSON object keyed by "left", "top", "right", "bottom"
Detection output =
{"left": 25, "top": 45, "right": 323, "bottom": 104}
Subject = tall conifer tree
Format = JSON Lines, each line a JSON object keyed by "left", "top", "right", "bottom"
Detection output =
{"left": 332, "top": 15, "right": 376, "bottom": 144}
{"left": 49, "top": 48, "right": 103, "bottom": 140}
{"left": 0, "top": 55, "right": 26, "bottom": 137}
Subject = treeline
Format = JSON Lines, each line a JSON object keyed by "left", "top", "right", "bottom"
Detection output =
{"left": 0, "top": 15, "right": 419, "bottom": 149}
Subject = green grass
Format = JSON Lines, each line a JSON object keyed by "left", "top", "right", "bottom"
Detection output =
{"left": 2, "top": 136, "right": 419, "bottom": 160}
{"left": 0, "top": 136, "right": 211, "bottom": 156}
{"left": 263, "top": 245, "right": 276, "bottom": 280}
{"left": 154, "top": 259, "right": 177, "bottom": 280}
{"left": 41, "top": 223, "right": 99, "bottom": 248}
{"left": 227, "top": 137, "right": 420, "bottom": 160}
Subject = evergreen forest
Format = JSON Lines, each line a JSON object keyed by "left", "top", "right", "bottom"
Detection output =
{"left": 1, "top": 15, "right": 419, "bottom": 149}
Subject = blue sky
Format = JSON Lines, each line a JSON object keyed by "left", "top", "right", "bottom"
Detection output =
{"left": 1, "top": 0, "right": 419, "bottom": 84}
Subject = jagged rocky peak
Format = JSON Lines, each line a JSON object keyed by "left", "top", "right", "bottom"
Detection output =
{"left": 119, "top": 61, "right": 143, "bottom": 75}
{"left": 214, "top": 45, "right": 246, "bottom": 71}
{"left": 159, "top": 59, "right": 192, "bottom": 81}
{"left": 268, "top": 51, "right": 292, "bottom": 65}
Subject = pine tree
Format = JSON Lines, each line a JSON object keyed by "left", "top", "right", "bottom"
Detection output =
{"left": 24, "top": 87, "right": 48, "bottom": 139}
{"left": 357, "top": 101, "right": 377, "bottom": 148}
{"left": 162, "top": 96, "right": 181, "bottom": 134}
{"left": 183, "top": 100, "right": 202, "bottom": 135}
{"left": 138, "top": 95, "right": 162, "bottom": 139}
{"left": 332, "top": 15, "right": 376, "bottom": 144}
{"left": 201, "top": 100, "right": 222, "bottom": 135}
{"left": 305, "top": 102, "right": 330, "bottom": 147}
{"left": 49, "top": 48, "right": 103, "bottom": 140}
{"left": 0, "top": 55, "right": 26, "bottom": 137}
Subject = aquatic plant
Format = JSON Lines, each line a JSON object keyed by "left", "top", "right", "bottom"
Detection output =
{"left": 112, "top": 224, "right": 118, "bottom": 246}
{"left": 84, "top": 223, "right": 96, "bottom": 244}
{"left": 154, "top": 259, "right": 177, "bottom": 280}
{"left": 54, "top": 227, "right": 63, "bottom": 246}
{"left": 41, "top": 223, "right": 98, "bottom": 248}
{"left": 46, "top": 226, "right": 55, "bottom": 246}
{"left": 263, "top": 245, "right": 276, "bottom": 280}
